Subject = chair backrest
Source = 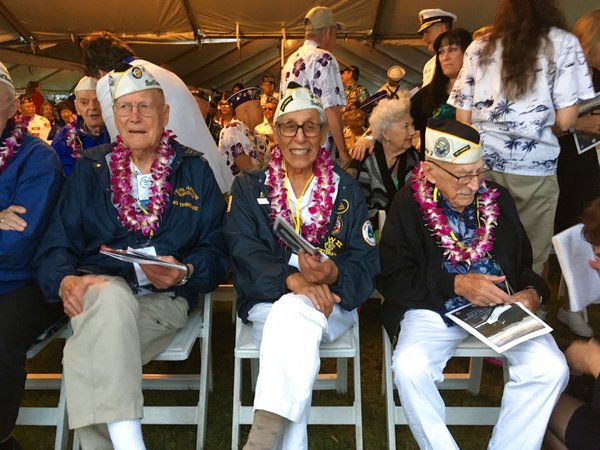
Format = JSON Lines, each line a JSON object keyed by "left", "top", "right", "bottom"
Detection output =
{"left": 552, "top": 223, "right": 600, "bottom": 311}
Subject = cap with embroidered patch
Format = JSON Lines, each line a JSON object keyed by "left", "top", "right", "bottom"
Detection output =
{"left": 417, "top": 9, "right": 457, "bottom": 34}
{"left": 108, "top": 64, "right": 162, "bottom": 101}
{"left": 425, "top": 118, "right": 482, "bottom": 164}
{"left": 274, "top": 82, "right": 325, "bottom": 124}
{"left": 0, "top": 61, "right": 13, "bottom": 92}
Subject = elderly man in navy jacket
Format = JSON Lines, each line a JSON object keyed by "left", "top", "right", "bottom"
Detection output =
{"left": 35, "top": 64, "right": 228, "bottom": 450}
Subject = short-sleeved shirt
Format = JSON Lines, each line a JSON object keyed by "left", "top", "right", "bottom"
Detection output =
{"left": 280, "top": 40, "right": 346, "bottom": 110}
{"left": 449, "top": 28, "right": 594, "bottom": 176}
{"left": 218, "top": 119, "right": 269, "bottom": 176}
{"left": 342, "top": 83, "right": 370, "bottom": 112}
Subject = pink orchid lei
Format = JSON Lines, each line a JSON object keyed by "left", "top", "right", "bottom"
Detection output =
{"left": 0, "top": 115, "right": 29, "bottom": 175}
{"left": 109, "top": 129, "right": 175, "bottom": 236}
{"left": 411, "top": 162, "right": 500, "bottom": 265}
{"left": 65, "top": 115, "right": 83, "bottom": 161}
{"left": 266, "top": 144, "right": 335, "bottom": 245}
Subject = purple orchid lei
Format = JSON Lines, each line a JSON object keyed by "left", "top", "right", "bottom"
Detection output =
{"left": 65, "top": 115, "right": 83, "bottom": 161}
{"left": 411, "top": 162, "right": 500, "bottom": 265}
{"left": 0, "top": 115, "right": 29, "bottom": 175}
{"left": 266, "top": 144, "right": 335, "bottom": 246}
{"left": 109, "top": 129, "right": 174, "bottom": 237}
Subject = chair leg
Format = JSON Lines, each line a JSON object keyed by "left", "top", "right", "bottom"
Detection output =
{"left": 232, "top": 355, "right": 243, "bottom": 449}
{"left": 196, "top": 294, "right": 212, "bottom": 450}
{"left": 383, "top": 328, "right": 397, "bottom": 450}
{"left": 466, "top": 357, "right": 484, "bottom": 395}
{"left": 335, "top": 357, "right": 348, "bottom": 394}
{"left": 353, "top": 324, "right": 363, "bottom": 450}
{"left": 54, "top": 377, "right": 69, "bottom": 450}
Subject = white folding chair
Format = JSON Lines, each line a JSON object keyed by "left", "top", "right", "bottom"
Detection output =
{"left": 73, "top": 292, "right": 214, "bottom": 450}
{"left": 232, "top": 316, "right": 363, "bottom": 449}
{"left": 382, "top": 329, "right": 509, "bottom": 450}
{"left": 17, "top": 316, "right": 71, "bottom": 450}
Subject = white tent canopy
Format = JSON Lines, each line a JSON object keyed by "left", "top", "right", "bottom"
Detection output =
{"left": 0, "top": 0, "right": 594, "bottom": 95}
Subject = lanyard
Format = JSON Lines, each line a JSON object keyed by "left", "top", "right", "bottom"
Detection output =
{"left": 284, "top": 165, "right": 314, "bottom": 233}
{"left": 433, "top": 187, "right": 481, "bottom": 249}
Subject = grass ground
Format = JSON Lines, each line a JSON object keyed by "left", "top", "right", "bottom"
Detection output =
{"left": 16, "top": 257, "right": 600, "bottom": 449}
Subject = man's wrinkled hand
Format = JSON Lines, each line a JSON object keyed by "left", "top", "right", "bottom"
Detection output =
{"left": 59, "top": 275, "right": 104, "bottom": 318}
{"left": 298, "top": 251, "right": 339, "bottom": 285}
{"left": 454, "top": 273, "right": 510, "bottom": 307}
{"left": 140, "top": 255, "right": 187, "bottom": 289}
{"left": 286, "top": 272, "right": 340, "bottom": 318}
{"left": 0, "top": 205, "right": 27, "bottom": 232}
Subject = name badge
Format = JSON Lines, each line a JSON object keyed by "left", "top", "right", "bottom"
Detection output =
{"left": 257, "top": 197, "right": 269, "bottom": 205}
{"left": 137, "top": 174, "right": 154, "bottom": 202}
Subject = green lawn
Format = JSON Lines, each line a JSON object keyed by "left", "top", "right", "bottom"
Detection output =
{"left": 16, "top": 257, "right": 599, "bottom": 449}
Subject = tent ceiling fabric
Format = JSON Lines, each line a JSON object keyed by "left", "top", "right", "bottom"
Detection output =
{"left": 0, "top": 0, "right": 594, "bottom": 94}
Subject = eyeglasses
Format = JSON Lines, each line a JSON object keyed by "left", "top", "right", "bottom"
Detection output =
{"left": 263, "top": 107, "right": 275, "bottom": 111}
{"left": 113, "top": 102, "right": 161, "bottom": 117}
{"left": 430, "top": 160, "right": 490, "bottom": 185}
{"left": 277, "top": 121, "right": 323, "bottom": 138}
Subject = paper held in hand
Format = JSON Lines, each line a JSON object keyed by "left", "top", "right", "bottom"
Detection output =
{"left": 445, "top": 302, "right": 552, "bottom": 353}
{"left": 273, "top": 216, "right": 328, "bottom": 262}
{"left": 99, "top": 246, "right": 187, "bottom": 271}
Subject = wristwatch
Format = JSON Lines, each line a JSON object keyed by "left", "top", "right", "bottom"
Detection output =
{"left": 176, "top": 264, "right": 194, "bottom": 286}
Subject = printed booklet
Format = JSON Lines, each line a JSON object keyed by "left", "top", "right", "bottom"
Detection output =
{"left": 445, "top": 302, "right": 552, "bottom": 353}
{"left": 99, "top": 246, "right": 187, "bottom": 271}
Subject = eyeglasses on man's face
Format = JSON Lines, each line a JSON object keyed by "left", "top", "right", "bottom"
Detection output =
{"left": 277, "top": 121, "right": 323, "bottom": 138}
{"left": 430, "top": 160, "right": 490, "bottom": 185}
{"left": 113, "top": 102, "right": 161, "bottom": 117}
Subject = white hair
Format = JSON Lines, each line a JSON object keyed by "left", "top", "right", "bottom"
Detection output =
{"left": 369, "top": 94, "right": 411, "bottom": 141}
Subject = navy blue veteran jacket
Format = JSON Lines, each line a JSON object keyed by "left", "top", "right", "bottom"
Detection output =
{"left": 225, "top": 165, "right": 380, "bottom": 322}
{"left": 34, "top": 140, "right": 229, "bottom": 310}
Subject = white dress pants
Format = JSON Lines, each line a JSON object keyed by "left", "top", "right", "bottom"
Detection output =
{"left": 247, "top": 293, "right": 357, "bottom": 450}
{"left": 392, "top": 309, "right": 569, "bottom": 450}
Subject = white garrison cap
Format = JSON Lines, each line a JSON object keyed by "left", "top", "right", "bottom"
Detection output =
{"left": 274, "top": 83, "right": 326, "bottom": 124}
{"left": 425, "top": 118, "right": 482, "bottom": 164}
{"left": 0, "top": 61, "right": 14, "bottom": 92}
{"left": 108, "top": 64, "right": 162, "bottom": 101}
{"left": 74, "top": 76, "right": 97, "bottom": 93}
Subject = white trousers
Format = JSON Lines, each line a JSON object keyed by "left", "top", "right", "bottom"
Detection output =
{"left": 247, "top": 293, "right": 357, "bottom": 450}
{"left": 392, "top": 309, "right": 568, "bottom": 450}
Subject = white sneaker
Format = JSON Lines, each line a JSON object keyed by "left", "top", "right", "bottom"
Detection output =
{"left": 557, "top": 308, "right": 594, "bottom": 337}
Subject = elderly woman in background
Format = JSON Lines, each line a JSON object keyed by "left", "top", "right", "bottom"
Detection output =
{"left": 34, "top": 64, "right": 228, "bottom": 450}
{"left": 348, "top": 96, "right": 419, "bottom": 229}
{"left": 225, "top": 84, "right": 379, "bottom": 449}
{"left": 0, "top": 62, "right": 65, "bottom": 450}
{"left": 411, "top": 28, "right": 472, "bottom": 155}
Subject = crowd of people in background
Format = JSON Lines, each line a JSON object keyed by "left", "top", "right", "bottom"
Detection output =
{"left": 1, "top": 0, "right": 600, "bottom": 449}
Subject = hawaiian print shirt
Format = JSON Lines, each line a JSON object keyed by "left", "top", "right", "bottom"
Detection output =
{"left": 436, "top": 188, "right": 503, "bottom": 324}
{"left": 280, "top": 40, "right": 346, "bottom": 110}
{"left": 218, "top": 119, "right": 269, "bottom": 176}
{"left": 342, "top": 83, "right": 370, "bottom": 113}
{"left": 449, "top": 28, "right": 594, "bottom": 176}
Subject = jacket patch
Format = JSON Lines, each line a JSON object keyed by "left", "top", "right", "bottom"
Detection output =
{"left": 174, "top": 186, "right": 199, "bottom": 200}
{"left": 337, "top": 199, "right": 350, "bottom": 215}
{"left": 319, "top": 235, "right": 344, "bottom": 256}
{"left": 362, "top": 220, "right": 376, "bottom": 246}
{"left": 332, "top": 216, "right": 343, "bottom": 235}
